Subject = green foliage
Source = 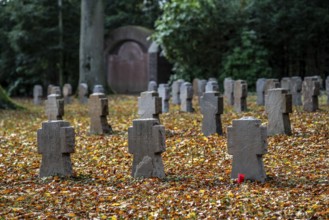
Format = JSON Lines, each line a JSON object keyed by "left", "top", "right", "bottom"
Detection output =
{"left": 0, "top": 85, "right": 23, "bottom": 109}
{"left": 221, "top": 29, "right": 272, "bottom": 90}
{"left": 153, "top": 0, "right": 249, "bottom": 82}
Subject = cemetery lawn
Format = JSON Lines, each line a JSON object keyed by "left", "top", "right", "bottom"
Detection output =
{"left": 0, "top": 95, "right": 328, "bottom": 219}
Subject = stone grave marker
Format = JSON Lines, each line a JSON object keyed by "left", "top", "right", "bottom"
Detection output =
{"left": 193, "top": 78, "right": 200, "bottom": 96}
{"left": 89, "top": 93, "right": 112, "bottom": 134}
{"left": 138, "top": 91, "right": 162, "bottom": 122}
{"left": 158, "top": 84, "right": 170, "bottom": 113}
{"left": 208, "top": 77, "right": 217, "bottom": 82}
{"left": 264, "top": 79, "right": 280, "bottom": 96}
{"left": 314, "top": 75, "right": 323, "bottom": 89}
{"left": 128, "top": 118, "right": 166, "bottom": 178}
{"left": 234, "top": 80, "right": 248, "bottom": 112}
{"left": 79, "top": 83, "right": 88, "bottom": 104}
{"left": 47, "top": 84, "right": 54, "bottom": 95}
{"left": 200, "top": 91, "right": 223, "bottom": 136}
{"left": 148, "top": 81, "right": 157, "bottom": 91}
{"left": 205, "top": 81, "right": 219, "bottom": 92}
{"left": 290, "top": 76, "right": 302, "bottom": 105}
{"left": 93, "top": 84, "right": 105, "bottom": 94}
{"left": 180, "top": 82, "right": 193, "bottom": 112}
{"left": 49, "top": 85, "right": 61, "bottom": 96}
{"left": 265, "top": 88, "right": 292, "bottom": 136}
{"left": 224, "top": 78, "right": 234, "bottom": 105}
{"left": 227, "top": 117, "right": 267, "bottom": 183}
{"left": 63, "top": 83, "right": 72, "bottom": 104}
{"left": 326, "top": 76, "right": 329, "bottom": 105}
{"left": 256, "top": 78, "right": 267, "bottom": 105}
{"left": 172, "top": 79, "right": 184, "bottom": 104}
{"left": 45, "top": 94, "right": 64, "bottom": 121}
{"left": 302, "top": 76, "right": 320, "bottom": 112}
{"left": 281, "top": 77, "right": 291, "bottom": 92}
{"left": 33, "top": 85, "right": 43, "bottom": 105}
{"left": 37, "top": 120, "right": 75, "bottom": 177}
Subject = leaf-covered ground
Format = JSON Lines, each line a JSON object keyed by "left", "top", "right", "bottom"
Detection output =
{"left": 0, "top": 95, "right": 328, "bottom": 219}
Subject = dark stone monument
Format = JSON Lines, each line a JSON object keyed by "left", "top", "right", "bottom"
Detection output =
{"left": 302, "top": 76, "right": 320, "bottom": 112}
{"left": 148, "top": 81, "right": 157, "bottom": 92}
{"left": 93, "top": 85, "right": 105, "bottom": 94}
{"left": 78, "top": 83, "right": 88, "bottom": 104}
{"left": 265, "top": 88, "right": 292, "bottom": 136}
{"left": 227, "top": 117, "right": 267, "bottom": 183}
{"left": 224, "top": 78, "right": 234, "bottom": 106}
{"left": 45, "top": 94, "right": 64, "bottom": 121}
{"left": 200, "top": 91, "right": 223, "bottom": 136}
{"left": 172, "top": 79, "right": 184, "bottom": 104}
{"left": 290, "top": 76, "right": 302, "bottom": 106}
{"left": 256, "top": 78, "right": 267, "bottom": 105}
{"left": 180, "top": 82, "right": 193, "bottom": 112}
{"left": 234, "top": 80, "right": 248, "bottom": 113}
{"left": 326, "top": 76, "right": 329, "bottom": 105}
{"left": 158, "top": 84, "right": 170, "bottom": 113}
{"left": 89, "top": 93, "right": 112, "bottom": 134}
{"left": 128, "top": 118, "right": 166, "bottom": 178}
{"left": 63, "top": 84, "right": 72, "bottom": 104}
{"left": 33, "top": 85, "right": 43, "bottom": 105}
{"left": 138, "top": 91, "right": 162, "bottom": 122}
{"left": 37, "top": 120, "right": 75, "bottom": 177}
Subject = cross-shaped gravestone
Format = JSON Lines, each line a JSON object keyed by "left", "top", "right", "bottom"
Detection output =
{"left": 265, "top": 88, "right": 292, "bottom": 136}
{"left": 79, "top": 83, "right": 88, "bottom": 104}
{"left": 256, "top": 78, "right": 267, "bottom": 105}
{"left": 205, "top": 81, "right": 219, "bottom": 92}
{"left": 138, "top": 91, "right": 162, "bottom": 122}
{"left": 89, "top": 93, "right": 112, "bottom": 134}
{"left": 45, "top": 94, "right": 64, "bottom": 121}
{"left": 93, "top": 84, "right": 105, "bottom": 94}
{"left": 281, "top": 77, "right": 291, "bottom": 92}
{"left": 180, "top": 82, "right": 193, "bottom": 112}
{"left": 302, "top": 76, "right": 320, "bottom": 112}
{"left": 158, "top": 84, "right": 170, "bottom": 113}
{"left": 128, "top": 118, "right": 166, "bottom": 178}
{"left": 172, "top": 79, "right": 184, "bottom": 104}
{"left": 63, "top": 84, "right": 72, "bottom": 104}
{"left": 224, "top": 78, "right": 234, "bottom": 106}
{"left": 33, "top": 85, "right": 43, "bottom": 105}
{"left": 227, "top": 117, "right": 267, "bottom": 183}
{"left": 37, "top": 120, "right": 75, "bottom": 177}
{"left": 326, "top": 76, "right": 329, "bottom": 105}
{"left": 264, "top": 79, "right": 280, "bottom": 96}
{"left": 291, "top": 76, "right": 302, "bottom": 106}
{"left": 200, "top": 91, "right": 223, "bottom": 136}
{"left": 234, "top": 80, "right": 248, "bottom": 112}
{"left": 148, "top": 81, "right": 157, "bottom": 92}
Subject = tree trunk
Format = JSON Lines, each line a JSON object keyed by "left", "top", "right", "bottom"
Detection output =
{"left": 79, "top": 0, "right": 106, "bottom": 92}
{"left": 0, "top": 85, "right": 22, "bottom": 110}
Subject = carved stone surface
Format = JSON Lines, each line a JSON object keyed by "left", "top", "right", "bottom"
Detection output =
{"left": 205, "top": 81, "right": 219, "bottom": 92}
{"left": 79, "top": 83, "right": 88, "bottom": 104}
{"left": 224, "top": 78, "right": 234, "bottom": 106}
{"left": 63, "top": 84, "right": 72, "bottom": 104}
{"left": 234, "top": 80, "right": 248, "bottom": 112}
{"left": 172, "top": 79, "right": 184, "bottom": 104}
{"left": 45, "top": 94, "right": 64, "bottom": 121}
{"left": 227, "top": 117, "right": 267, "bottom": 183}
{"left": 33, "top": 85, "right": 43, "bottom": 105}
{"left": 326, "top": 76, "right": 329, "bottom": 105}
{"left": 290, "top": 76, "right": 302, "bottom": 106}
{"left": 302, "top": 76, "right": 320, "bottom": 112}
{"left": 148, "top": 81, "right": 157, "bottom": 92}
{"left": 265, "top": 89, "right": 292, "bottom": 136}
{"left": 93, "top": 85, "right": 105, "bottom": 94}
{"left": 138, "top": 91, "right": 162, "bottom": 122}
{"left": 128, "top": 118, "right": 166, "bottom": 178}
{"left": 200, "top": 92, "right": 223, "bottom": 136}
{"left": 256, "top": 78, "right": 267, "bottom": 105}
{"left": 89, "top": 93, "right": 112, "bottom": 134}
{"left": 37, "top": 120, "right": 75, "bottom": 177}
{"left": 158, "top": 84, "right": 170, "bottom": 113}
{"left": 180, "top": 82, "right": 193, "bottom": 112}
